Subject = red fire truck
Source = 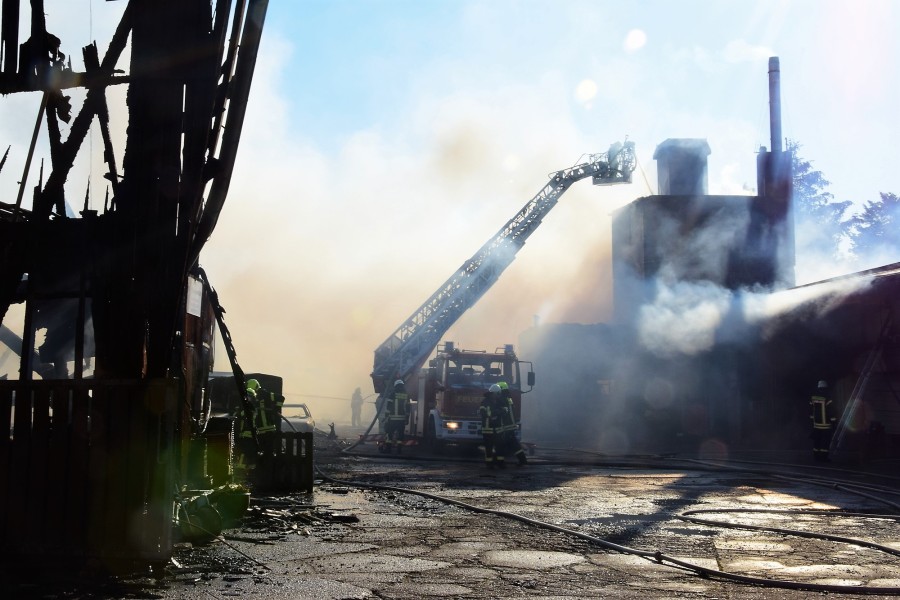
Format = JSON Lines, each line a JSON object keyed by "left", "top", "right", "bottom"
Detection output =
{"left": 407, "top": 342, "right": 534, "bottom": 450}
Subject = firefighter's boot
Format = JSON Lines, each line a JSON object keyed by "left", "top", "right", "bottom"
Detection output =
{"left": 517, "top": 451, "right": 528, "bottom": 466}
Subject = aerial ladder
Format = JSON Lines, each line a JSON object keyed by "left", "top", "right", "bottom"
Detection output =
{"left": 370, "top": 140, "right": 636, "bottom": 394}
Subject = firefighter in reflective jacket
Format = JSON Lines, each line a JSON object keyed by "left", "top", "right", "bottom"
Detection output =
{"left": 255, "top": 379, "right": 283, "bottom": 453}
{"left": 382, "top": 379, "right": 409, "bottom": 453}
{"left": 242, "top": 378, "right": 277, "bottom": 438}
{"left": 235, "top": 378, "right": 265, "bottom": 477}
{"left": 497, "top": 381, "right": 527, "bottom": 465}
{"left": 810, "top": 379, "right": 835, "bottom": 461}
{"left": 480, "top": 384, "right": 504, "bottom": 468}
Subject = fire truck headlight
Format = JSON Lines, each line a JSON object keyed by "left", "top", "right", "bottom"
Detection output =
{"left": 444, "top": 421, "right": 460, "bottom": 430}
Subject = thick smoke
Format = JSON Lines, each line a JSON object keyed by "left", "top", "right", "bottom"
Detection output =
{"left": 520, "top": 191, "right": 877, "bottom": 454}
{"left": 198, "top": 42, "right": 637, "bottom": 425}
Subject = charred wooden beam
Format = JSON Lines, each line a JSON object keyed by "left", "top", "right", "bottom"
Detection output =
{"left": 1, "top": 0, "right": 19, "bottom": 76}
{"left": 190, "top": 0, "right": 268, "bottom": 265}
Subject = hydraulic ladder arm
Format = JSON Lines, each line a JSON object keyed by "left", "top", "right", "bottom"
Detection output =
{"left": 371, "top": 141, "right": 636, "bottom": 393}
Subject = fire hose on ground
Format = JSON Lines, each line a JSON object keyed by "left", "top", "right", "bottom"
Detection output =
{"left": 313, "top": 459, "right": 900, "bottom": 596}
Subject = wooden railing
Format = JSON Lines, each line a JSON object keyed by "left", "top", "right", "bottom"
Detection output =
{"left": 269, "top": 431, "right": 315, "bottom": 494}
{"left": 0, "top": 379, "right": 178, "bottom": 570}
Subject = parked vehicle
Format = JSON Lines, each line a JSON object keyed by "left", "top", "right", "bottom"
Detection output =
{"left": 281, "top": 402, "right": 315, "bottom": 434}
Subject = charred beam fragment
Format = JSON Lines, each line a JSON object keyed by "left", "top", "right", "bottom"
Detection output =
{"left": 190, "top": 0, "right": 269, "bottom": 265}
{"left": 83, "top": 43, "right": 120, "bottom": 196}
{"left": 30, "top": 5, "right": 133, "bottom": 220}
{"left": 1, "top": 0, "right": 19, "bottom": 76}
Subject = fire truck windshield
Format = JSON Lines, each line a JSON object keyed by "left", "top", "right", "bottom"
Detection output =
{"left": 445, "top": 357, "right": 519, "bottom": 388}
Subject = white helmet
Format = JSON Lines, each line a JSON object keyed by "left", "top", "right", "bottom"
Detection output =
{"left": 394, "top": 379, "right": 404, "bottom": 387}
{"left": 489, "top": 383, "right": 501, "bottom": 393}
{"left": 817, "top": 380, "right": 827, "bottom": 388}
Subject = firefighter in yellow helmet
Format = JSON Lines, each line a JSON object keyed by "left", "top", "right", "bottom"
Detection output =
{"left": 497, "top": 381, "right": 527, "bottom": 465}
{"left": 235, "top": 377, "right": 282, "bottom": 478}
{"left": 480, "top": 384, "right": 504, "bottom": 468}
{"left": 234, "top": 378, "right": 262, "bottom": 479}
{"left": 244, "top": 378, "right": 277, "bottom": 438}
{"left": 236, "top": 379, "right": 261, "bottom": 441}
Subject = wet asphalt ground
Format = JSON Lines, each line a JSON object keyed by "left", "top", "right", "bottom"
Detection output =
{"left": 5, "top": 431, "right": 900, "bottom": 599}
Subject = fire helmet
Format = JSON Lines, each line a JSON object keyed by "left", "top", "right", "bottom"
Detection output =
{"left": 497, "top": 381, "right": 509, "bottom": 390}
{"left": 817, "top": 380, "right": 827, "bottom": 389}
{"left": 394, "top": 379, "right": 405, "bottom": 388}
{"left": 246, "top": 378, "right": 260, "bottom": 392}
{"left": 489, "top": 383, "right": 501, "bottom": 393}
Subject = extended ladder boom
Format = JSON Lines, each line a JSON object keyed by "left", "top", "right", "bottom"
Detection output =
{"left": 371, "top": 141, "right": 636, "bottom": 393}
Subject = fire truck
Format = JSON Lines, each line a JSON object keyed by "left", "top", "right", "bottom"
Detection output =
{"left": 370, "top": 141, "right": 636, "bottom": 446}
{"left": 406, "top": 342, "right": 534, "bottom": 449}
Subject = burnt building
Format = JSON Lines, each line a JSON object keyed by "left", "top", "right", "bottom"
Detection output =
{"left": 523, "top": 135, "right": 899, "bottom": 458}
{"left": 522, "top": 133, "right": 796, "bottom": 453}
{"left": 522, "top": 59, "right": 898, "bottom": 461}
{"left": 612, "top": 135, "right": 794, "bottom": 326}
{"left": 0, "top": 1, "right": 274, "bottom": 571}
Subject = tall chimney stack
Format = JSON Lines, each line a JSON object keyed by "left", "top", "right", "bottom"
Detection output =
{"left": 768, "top": 57, "right": 782, "bottom": 154}
{"left": 754, "top": 56, "right": 794, "bottom": 289}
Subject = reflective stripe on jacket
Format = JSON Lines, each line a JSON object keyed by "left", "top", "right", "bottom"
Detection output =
{"left": 386, "top": 391, "right": 409, "bottom": 422}
{"left": 498, "top": 394, "right": 517, "bottom": 434}
{"left": 810, "top": 394, "right": 834, "bottom": 430}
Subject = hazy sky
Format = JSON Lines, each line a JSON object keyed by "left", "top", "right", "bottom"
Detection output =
{"left": 1, "top": 1, "right": 898, "bottom": 421}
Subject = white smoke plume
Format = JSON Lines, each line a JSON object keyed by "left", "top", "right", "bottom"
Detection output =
{"left": 637, "top": 275, "right": 873, "bottom": 358}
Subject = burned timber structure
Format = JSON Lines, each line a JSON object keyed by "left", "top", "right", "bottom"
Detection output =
{"left": 0, "top": 0, "right": 286, "bottom": 571}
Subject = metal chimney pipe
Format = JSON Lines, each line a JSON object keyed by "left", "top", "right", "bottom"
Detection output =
{"left": 768, "top": 56, "right": 782, "bottom": 153}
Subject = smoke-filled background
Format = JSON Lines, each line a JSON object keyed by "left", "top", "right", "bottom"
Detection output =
{"left": 0, "top": 1, "right": 898, "bottom": 427}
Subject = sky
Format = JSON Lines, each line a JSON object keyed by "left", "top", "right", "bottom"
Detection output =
{"left": 1, "top": 1, "right": 899, "bottom": 423}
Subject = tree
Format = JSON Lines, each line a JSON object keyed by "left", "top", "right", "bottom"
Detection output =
{"left": 848, "top": 192, "right": 900, "bottom": 260}
{"left": 788, "top": 139, "right": 853, "bottom": 256}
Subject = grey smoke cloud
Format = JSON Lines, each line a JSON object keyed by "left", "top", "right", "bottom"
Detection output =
{"left": 187, "top": 28, "right": 649, "bottom": 424}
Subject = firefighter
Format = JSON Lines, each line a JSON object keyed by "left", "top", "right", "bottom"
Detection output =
{"left": 497, "top": 381, "right": 527, "bottom": 465}
{"left": 382, "top": 379, "right": 409, "bottom": 453}
{"left": 234, "top": 378, "right": 262, "bottom": 479}
{"left": 351, "top": 386, "right": 363, "bottom": 427}
{"left": 257, "top": 379, "right": 285, "bottom": 456}
{"left": 236, "top": 379, "right": 261, "bottom": 440}
{"left": 480, "top": 384, "right": 504, "bottom": 468}
{"left": 810, "top": 379, "right": 835, "bottom": 462}
{"left": 248, "top": 379, "right": 277, "bottom": 442}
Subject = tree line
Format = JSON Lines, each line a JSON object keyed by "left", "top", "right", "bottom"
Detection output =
{"left": 791, "top": 139, "right": 899, "bottom": 263}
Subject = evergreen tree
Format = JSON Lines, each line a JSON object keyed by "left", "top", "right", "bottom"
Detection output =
{"left": 788, "top": 139, "right": 853, "bottom": 256}
{"left": 849, "top": 192, "right": 900, "bottom": 260}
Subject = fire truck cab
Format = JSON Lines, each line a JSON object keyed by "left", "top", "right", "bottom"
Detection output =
{"left": 408, "top": 342, "right": 534, "bottom": 450}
